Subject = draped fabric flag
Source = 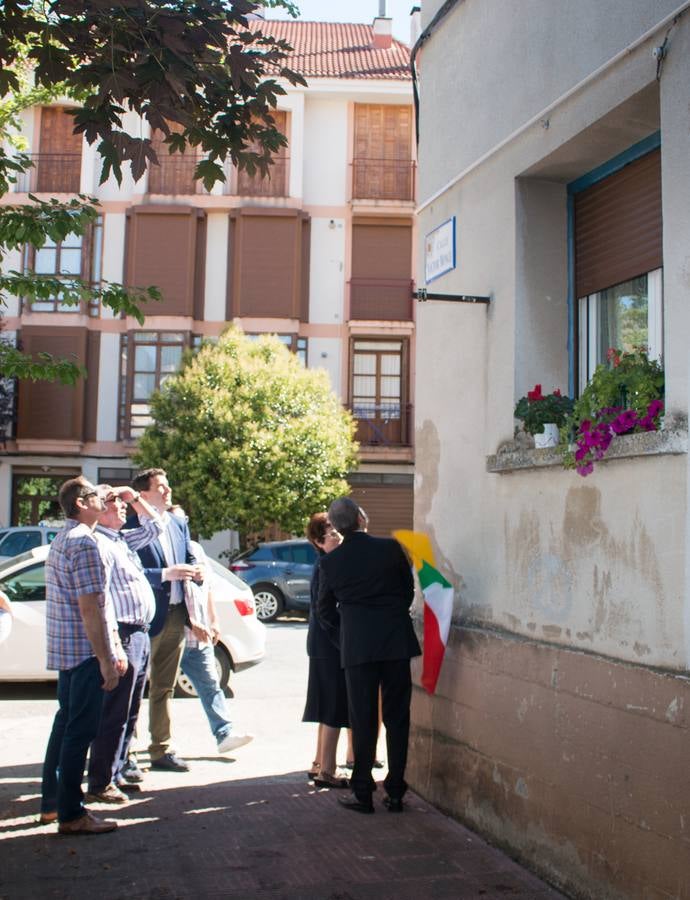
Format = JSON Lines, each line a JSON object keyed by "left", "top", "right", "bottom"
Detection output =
{"left": 393, "top": 530, "right": 453, "bottom": 694}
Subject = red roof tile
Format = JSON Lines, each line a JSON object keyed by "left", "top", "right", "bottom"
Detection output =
{"left": 249, "top": 20, "right": 412, "bottom": 81}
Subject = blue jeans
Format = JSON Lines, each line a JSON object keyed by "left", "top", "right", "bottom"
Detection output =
{"left": 180, "top": 644, "right": 232, "bottom": 743}
{"left": 88, "top": 629, "right": 150, "bottom": 792}
{"left": 41, "top": 656, "right": 105, "bottom": 823}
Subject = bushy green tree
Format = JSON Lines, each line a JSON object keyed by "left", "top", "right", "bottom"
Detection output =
{"left": 0, "top": 0, "right": 302, "bottom": 383}
{"left": 135, "top": 329, "right": 358, "bottom": 538}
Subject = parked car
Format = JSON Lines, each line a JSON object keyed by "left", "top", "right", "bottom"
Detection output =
{"left": 0, "top": 525, "right": 60, "bottom": 561}
{"left": 0, "top": 545, "right": 266, "bottom": 698}
{"left": 229, "top": 539, "right": 317, "bottom": 622}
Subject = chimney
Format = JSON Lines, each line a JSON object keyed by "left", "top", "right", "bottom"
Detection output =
{"left": 372, "top": 15, "right": 393, "bottom": 50}
{"left": 410, "top": 5, "right": 421, "bottom": 46}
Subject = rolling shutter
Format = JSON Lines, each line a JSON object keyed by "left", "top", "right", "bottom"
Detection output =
{"left": 227, "top": 209, "right": 310, "bottom": 320}
{"left": 350, "top": 218, "right": 412, "bottom": 320}
{"left": 126, "top": 206, "right": 206, "bottom": 317}
{"left": 17, "top": 327, "right": 87, "bottom": 441}
{"left": 348, "top": 478, "right": 413, "bottom": 538}
{"left": 574, "top": 149, "right": 662, "bottom": 298}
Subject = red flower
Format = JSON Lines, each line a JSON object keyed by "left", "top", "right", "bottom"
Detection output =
{"left": 527, "top": 384, "right": 543, "bottom": 402}
{"left": 553, "top": 389, "right": 561, "bottom": 397}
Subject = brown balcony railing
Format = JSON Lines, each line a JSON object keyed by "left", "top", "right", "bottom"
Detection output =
{"left": 15, "top": 153, "right": 82, "bottom": 193}
{"left": 236, "top": 156, "right": 289, "bottom": 198}
{"left": 352, "top": 158, "right": 415, "bottom": 201}
{"left": 349, "top": 401, "right": 413, "bottom": 447}
{"left": 148, "top": 155, "right": 206, "bottom": 195}
{"left": 349, "top": 278, "right": 413, "bottom": 321}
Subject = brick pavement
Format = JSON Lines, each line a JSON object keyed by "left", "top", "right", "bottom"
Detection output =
{"left": 0, "top": 758, "right": 567, "bottom": 900}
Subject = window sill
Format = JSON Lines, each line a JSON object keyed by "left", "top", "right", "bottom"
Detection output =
{"left": 486, "top": 417, "right": 688, "bottom": 474}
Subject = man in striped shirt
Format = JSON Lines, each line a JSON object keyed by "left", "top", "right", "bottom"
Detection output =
{"left": 86, "top": 485, "right": 164, "bottom": 803}
{"left": 40, "top": 477, "right": 127, "bottom": 835}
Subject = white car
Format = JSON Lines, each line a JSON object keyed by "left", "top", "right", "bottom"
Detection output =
{"left": 0, "top": 545, "right": 266, "bottom": 698}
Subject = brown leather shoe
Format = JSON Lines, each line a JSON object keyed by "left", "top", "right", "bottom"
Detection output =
{"left": 38, "top": 811, "right": 57, "bottom": 825}
{"left": 58, "top": 812, "right": 118, "bottom": 835}
{"left": 86, "top": 783, "right": 129, "bottom": 804}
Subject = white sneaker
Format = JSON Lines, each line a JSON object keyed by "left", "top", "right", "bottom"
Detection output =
{"left": 217, "top": 732, "right": 254, "bottom": 754}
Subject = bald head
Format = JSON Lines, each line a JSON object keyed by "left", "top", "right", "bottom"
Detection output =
{"left": 328, "top": 497, "right": 362, "bottom": 536}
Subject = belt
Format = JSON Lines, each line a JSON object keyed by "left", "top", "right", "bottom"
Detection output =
{"left": 118, "top": 622, "right": 150, "bottom": 635}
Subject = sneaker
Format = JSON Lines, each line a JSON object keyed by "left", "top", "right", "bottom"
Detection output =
{"left": 150, "top": 752, "right": 190, "bottom": 772}
{"left": 121, "top": 757, "right": 145, "bottom": 783}
{"left": 217, "top": 732, "right": 254, "bottom": 754}
{"left": 85, "top": 784, "right": 129, "bottom": 804}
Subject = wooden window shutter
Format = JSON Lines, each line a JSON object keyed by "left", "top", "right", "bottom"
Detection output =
{"left": 574, "top": 148, "right": 662, "bottom": 298}
{"left": 227, "top": 209, "right": 309, "bottom": 320}
{"left": 348, "top": 481, "right": 413, "bottom": 537}
{"left": 126, "top": 206, "right": 206, "bottom": 317}
{"left": 17, "top": 327, "right": 87, "bottom": 441}
{"left": 37, "top": 107, "right": 82, "bottom": 193}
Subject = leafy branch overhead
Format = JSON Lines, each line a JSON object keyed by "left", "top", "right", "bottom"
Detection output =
{"left": 0, "top": 0, "right": 306, "bottom": 189}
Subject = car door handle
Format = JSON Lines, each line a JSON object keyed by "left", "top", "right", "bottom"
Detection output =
{"left": 283, "top": 567, "right": 294, "bottom": 574}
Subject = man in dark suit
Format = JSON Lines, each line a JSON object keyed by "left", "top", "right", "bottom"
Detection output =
{"left": 317, "top": 497, "right": 421, "bottom": 814}
{"left": 128, "top": 468, "right": 202, "bottom": 772}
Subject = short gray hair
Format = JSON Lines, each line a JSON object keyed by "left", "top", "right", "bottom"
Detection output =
{"left": 327, "top": 497, "right": 360, "bottom": 536}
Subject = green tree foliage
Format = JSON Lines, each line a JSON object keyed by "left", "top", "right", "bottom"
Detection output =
{"left": 135, "top": 329, "right": 358, "bottom": 538}
{"left": 0, "top": 0, "right": 302, "bottom": 383}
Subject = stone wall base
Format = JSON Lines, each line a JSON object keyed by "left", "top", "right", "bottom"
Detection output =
{"left": 408, "top": 626, "right": 690, "bottom": 900}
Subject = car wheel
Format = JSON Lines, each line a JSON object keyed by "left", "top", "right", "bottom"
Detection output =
{"left": 252, "top": 584, "right": 284, "bottom": 622}
{"left": 174, "top": 645, "right": 234, "bottom": 698}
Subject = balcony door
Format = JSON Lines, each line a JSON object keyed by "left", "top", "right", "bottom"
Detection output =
{"left": 37, "top": 107, "right": 82, "bottom": 193}
{"left": 353, "top": 104, "right": 413, "bottom": 201}
{"left": 350, "top": 339, "right": 407, "bottom": 446}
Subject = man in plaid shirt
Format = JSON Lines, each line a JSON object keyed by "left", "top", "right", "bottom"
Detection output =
{"left": 39, "top": 476, "right": 127, "bottom": 835}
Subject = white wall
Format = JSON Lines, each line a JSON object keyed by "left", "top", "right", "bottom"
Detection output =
{"left": 308, "top": 217, "right": 345, "bottom": 324}
{"left": 305, "top": 337, "right": 342, "bottom": 398}
{"left": 100, "top": 212, "right": 127, "bottom": 320}
{"left": 302, "top": 98, "right": 348, "bottom": 205}
{"left": 203, "top": 213, "right": 229, "bottom": 321}
{"left": 96, "top": 333, "right": 121, "bottom": 442}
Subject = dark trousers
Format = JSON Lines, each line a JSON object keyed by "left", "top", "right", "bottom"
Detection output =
{"left": 88, "top": 629, "right": 150, "bottom": 792}
{"left": 41, "top": 656, "right": 104, "bottom": 823}
{"left": 345, "top": 658, "right": 412, "bottom": 802}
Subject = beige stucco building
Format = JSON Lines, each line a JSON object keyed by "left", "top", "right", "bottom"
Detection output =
{"left": 409, "top": 2, "right": 690, "bottom": 898}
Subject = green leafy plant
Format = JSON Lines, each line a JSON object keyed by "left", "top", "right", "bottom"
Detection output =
{"left": 514, "top": 385, "right": 574, "bottom": 435}
{"left": 564, "top": 347, "right": 664, "bottom": 476}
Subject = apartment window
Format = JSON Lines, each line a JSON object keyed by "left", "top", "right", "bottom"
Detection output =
{"left": 23, "top": 217, "right": 103, "bottom": 315}
{"left": 350, "top": 339, "right": 409, "bottom": 445}
{"left": 119, "top": 332, "right": 189, "bottom": 439}
{"left": 11, "top": 474, "right": 68, "bottom": 526}
{"left": 236, "top": 111, "right": 290, "bottom": 198}
{"left": 578, "top": 270, "right": 662, "bottom": 391}
{"left": 352, "top": 104, "right": 414, "bottom": 201}
{"left": 246, "top": 332, "right": 307, "bottom": 365}
{"left": 571, "top": 143, "right": 662, "bottom": 392}
{"left": 34, "top": 106, "right": 83, "bottom": 194}
{"left": 350, "top": 218, "right": 413, "bottom": 320}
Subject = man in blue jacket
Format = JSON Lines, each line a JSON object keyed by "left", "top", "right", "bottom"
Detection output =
{"left": 129, "top": 468, "right": 202, "bottom": 772}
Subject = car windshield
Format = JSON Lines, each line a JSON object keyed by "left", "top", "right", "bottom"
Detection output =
{"left": 0, "top": 561, "right": 46, "bottom": 603}
{"left": 0, "top": 530, "right": 42, "bottom": 557}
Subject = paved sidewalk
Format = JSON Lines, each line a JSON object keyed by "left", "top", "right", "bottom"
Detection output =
{"left": 0, "top": 622, "right": 568, "bottom": 899}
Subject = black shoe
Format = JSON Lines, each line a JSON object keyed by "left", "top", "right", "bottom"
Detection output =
{"left": 121, "top": 758, "right": 145, "bottom": 783}
{"left": 338, "top": 793, "right": 374, "bottom": 814}
{"left": 383, "top": 796, "right": 404, "bottom": 813}
{"left": 150, "top": 753, "right": 189, "bottom": 772}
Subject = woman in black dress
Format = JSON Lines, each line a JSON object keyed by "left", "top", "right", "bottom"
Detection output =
{"left": 302, "top": 512, "right": 349, "bottom": 788}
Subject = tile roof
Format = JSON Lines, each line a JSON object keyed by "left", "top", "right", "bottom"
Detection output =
{"left": 249, "top": 20, "right": 412, "bottom": 81}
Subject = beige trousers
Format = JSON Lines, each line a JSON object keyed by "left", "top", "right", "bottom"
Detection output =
{"left": 148, "top": 603, "right": 186, "bottom": 759}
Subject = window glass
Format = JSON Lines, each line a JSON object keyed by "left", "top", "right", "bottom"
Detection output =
{"left": 273, "top": 546, "right": 294, "bottom": 562}
{"left": 0, "top": 532, "right": 39, "bottom": 557}
{"left": 34, "top": 246, "right": 57, "bottom": 274}
{"left": 246, "top": 546, "right": 273, "bottom": 561}
{"left": 291, "top": 544, "right": 317, "bottom": 565}
{"left": 135, "top": 345, "right": 157, "bottom": 372}
{"left": 0, "top": 562, "right": 46, "bottom": 602}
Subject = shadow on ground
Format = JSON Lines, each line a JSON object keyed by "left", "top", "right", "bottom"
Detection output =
{"left": 0, "top": 765, "right": 564, "bottom": 900}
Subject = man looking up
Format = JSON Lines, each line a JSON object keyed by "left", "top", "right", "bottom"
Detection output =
{"left": 40, "top": 477, "right": 126, "bottom": 834}
{"left": 86, "top": 485, "right": 164, "bottom": 802}
{"left": 317, "top": 498, "right": 421, "bottom": 814}
{"left": 129, "top": 468, "right": 202, "bottom": 772}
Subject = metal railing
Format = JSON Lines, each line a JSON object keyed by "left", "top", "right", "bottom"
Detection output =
{"left": 236, "top": 156, "right": 289, "bottom": 198}
{"left": 15, "top": 153, "right": 82, "bottom": 193}
{"left": 147, "top": 155, "right": 209, "bottom": 195}
{"left": 349, "top": 401, "right": 413, "bottom": 447}
{"left": 352, "top": 158, "right": 415, "bottom": 201}
{"left": 349, "top": 278, "right": 414, "bottom": 321}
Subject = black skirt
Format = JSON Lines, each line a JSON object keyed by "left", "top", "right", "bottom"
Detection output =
{"left": 302, "top": 657, "right": 349, "bottom": 728}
